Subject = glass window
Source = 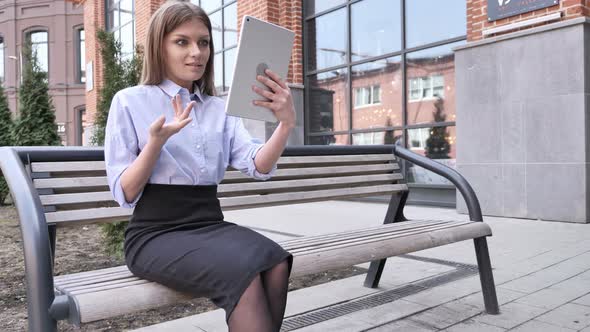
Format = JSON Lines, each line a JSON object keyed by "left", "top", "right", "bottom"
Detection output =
{"left": 197, "top": 0, "right": 237, "bottom": 92}
{"left": 197, "top": 0, "right": 222, "bottom": 13}
{"left": 223, "top": 47, "right": 236, "bottom": 92}
{"left": 209, "top": 11, "right": 222, "bottom": 51}
{"left": 305, "top": 0, "right": 346, "bottom": 16}
{"left": 78, "top": 108, "right": 89, "bottom": 146}
{"left": 107, "top": 0, "right": 135, "bottom": 59}
{"left": 306, "top": 8, "right": 347, "bottom": 71}
{"left": 309, "top": 134, "right": 350, "bottom": 146}
{"left": 78, "top": 29, "right": 86, "bottom": 83}
{"left": 304, "top": 1, "right": 466, "bottom": 186}
{"left": 351, "top": 56, "right": 402, "bottom": 130}
{"left": 119, "top": 0, "right": 133, "bottom": 25}
{"left": 354, "top": 85, "right": 381, "bottom": 107}
{"left": 29, "top": 31, "right": 49, "bottom": 74}
{"left": 406, "top": 0, "right": 466, "bottom": 48}
{"left": 0, "top": 36, "right": 4, "bottom": 83}
{"left": 408, "top": 75, "right": 444, "bottom": 101}
{"left": 406, "top": 41, "right": 463, "bottom": 125}
{"left": 406, "top": 126, "right": 456, "bottom": 185}
{"left": 120, "top": 23, "right": 134, "bottom": 59}
{"left": 351, "top": 0, "right": 400, "bottom": 61}
{"left": 214, "top": 52, "right": 223, "bottom": 92}
{"left": 308, "top": 68, "right": 349, "bottom": 134}
{"left": 223, "top": 3, "right": 237, "bottom": 48}
{"left": 353, "top": 129, "right": 402, "bottom": 145}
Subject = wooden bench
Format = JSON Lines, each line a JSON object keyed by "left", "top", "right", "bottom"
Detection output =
{"left": 0, "top": 145, "right": 499, "bottom": 331}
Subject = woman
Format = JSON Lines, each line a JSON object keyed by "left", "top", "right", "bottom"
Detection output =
{"left": 104, "top": 1, "right": 294, "bottom": 331}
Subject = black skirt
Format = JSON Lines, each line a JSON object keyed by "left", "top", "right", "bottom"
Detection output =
{"left": 124, "top": 183, "right": 293, "bottom": 321}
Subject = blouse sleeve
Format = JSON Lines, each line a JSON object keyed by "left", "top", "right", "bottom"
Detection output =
{"left": 228, "top": 117, "right": 276, "bottom": 180}
{"left": 104, "top": 92, "right": 144, "bottom": 208}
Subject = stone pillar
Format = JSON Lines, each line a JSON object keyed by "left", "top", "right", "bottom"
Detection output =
{"left": 455, "top": 18, "right": 589, "bottom": 223}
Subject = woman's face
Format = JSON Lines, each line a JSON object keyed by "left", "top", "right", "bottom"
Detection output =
{"left": 163, "top": 18, "right": 211, "bottom": 91}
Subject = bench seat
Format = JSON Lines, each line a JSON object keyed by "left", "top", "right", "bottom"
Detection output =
{"left": 54, "top": 219, "right": 491, "bottom": 325}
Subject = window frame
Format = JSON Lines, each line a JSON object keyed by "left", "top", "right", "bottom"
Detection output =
{"left": 23, "top": 28, "right": 50, "bottom": 77}
{"left": 105, "top": 0, "right": 135, "bottom": 60}
{"left": 75, "top": 26, "right": 85, "bottom": 84}
{"left": 303, "top": 0, "right": 464, "bottom": 187}
{"left": 75, "top": 106, "right": 87, "bottom": 146}
{"left": 408, "top": 74, "right": 444, "bottom": 102}
{"left": 303, "top": 0, "right": 463, "bottom": 144}
{"left": 354, "top": 84, "right": 381, "bottom": 108}
{"left": 0, "top": 35, "right": 5, "bottom": 83}
{"left": 193, "top": 0, "right": 238, "bottom": 92}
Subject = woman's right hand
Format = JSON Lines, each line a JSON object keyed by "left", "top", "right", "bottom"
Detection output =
{"left": 149, "top": 94, "right": 194, "bottom": 144}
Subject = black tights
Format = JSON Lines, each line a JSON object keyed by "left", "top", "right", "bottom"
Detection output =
{"left": 228, "top": 259, "right": 290, "bottom": 332}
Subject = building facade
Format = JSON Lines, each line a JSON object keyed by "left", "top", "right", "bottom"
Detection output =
{"left": 78, "top": 0, "right": 589, "bottom": 222}
{"left": 0, "top": 0, "right": 86, "bottom": 146}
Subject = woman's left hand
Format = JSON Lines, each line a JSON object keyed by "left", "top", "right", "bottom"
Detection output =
{"left": 252, "top": 69, "right": 296, "bottom": 128}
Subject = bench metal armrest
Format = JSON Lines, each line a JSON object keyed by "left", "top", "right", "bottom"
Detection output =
{"left": 393, "top": 145, "right": 483, "bottom": 222}
{"left": 0, "top": 147, "right": 58, "bottom": 330}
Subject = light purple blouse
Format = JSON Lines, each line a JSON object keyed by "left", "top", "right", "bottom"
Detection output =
{"left": 104, "top": 79, "right": 275, "bottom": 209}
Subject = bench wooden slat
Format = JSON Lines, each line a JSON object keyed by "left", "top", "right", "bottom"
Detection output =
{"left": 65, "top": 220, "right": 457, "bottom": 291}
{"left": 53, "top": 220, "right": 484, "bottom": 292}
{"left": 34, "top": 176, "right": 109, "bottom": 189}
{"left": 57, "top": 221, "right": 456, "bottom": 289}
{"left": 223, "top": 163, "right": 399, "bottom": 181}
{"left": 291, "top": 222, "right": 491, "bottom": 277}
{"left": 34, "top": 164, "right": 400, "bottom": 192}
{"left": 56, "top": 270, "right": 134, "bottom": 288}
{"left": 39, "top": 173, "right": 403, "bottom": 206}
{"left": 70, "top": 279, "right": 153, "bottom": 296}
{"left": 288, "top": 221, "right": 474, "bottom": 255}
{"left": 65, "top": 221, "right": 490, "bottom": 324}
{"left": 221, "top": 184, "right": 407, "bottom": 210}
{"left": 32, "top": 161, "right": 107, "bottom": 173}
{"left": 64, "top": 277, "right": 142, "bottom": 293}
{"left": 74, "top": 283, "right": 193, "bottom": 323}
{"left": 45, "top": 207, "right": 131, "bottom": 224}
{"left": 31, "top": 154, "right": 395, "bottom": 173}
{"left": 220, "top": 173, "right": 401, "bottom": 196}
{"left": 44, "top": 184, "right": 407, "bottom": 225}
{"left": 40, "top": 191, "right": 114, "bottom": 206}
{"left": 280, "top": 219, "right": 456, "bottom": 248}
{"left": 277, "top": 154, "right": 394, "bottom": 165}
{"left": 54, "top": 266, "right": 129, "bottom": 284}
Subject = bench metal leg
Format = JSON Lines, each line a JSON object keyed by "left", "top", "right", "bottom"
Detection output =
{"left": 364, "top": 259, "right": 387, "bottom": 288}
{"left": 48, "top": 224, "right": 56, "bottom": 266}
{"left": 474, "top": 237, "right": 499, "bottom": 314}
{"left": 363, "top": 191, "right": 407, "bottom": 288}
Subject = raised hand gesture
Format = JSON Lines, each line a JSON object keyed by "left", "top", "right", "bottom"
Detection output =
{"left": 149, "top": 94, "right": 195, "bottom": 144}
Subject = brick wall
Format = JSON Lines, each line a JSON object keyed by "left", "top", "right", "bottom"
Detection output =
{"left": 468, "top": 0, "right": 590, "bottom": 41}
{"left": 135, "top": 0, "right": 166, "bottom": 50}
{"left": 237, "top": 0, "right": 303, "bottom": 84}
{"left": 84, "top": 0, "right": 105, "bottom": 124}
{"left": 279, "top": 0, "right": 303, "bottom": 85}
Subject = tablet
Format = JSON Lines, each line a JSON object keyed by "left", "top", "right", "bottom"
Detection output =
{"left": 224, "top": 16, "right": 295, "bottom": 123}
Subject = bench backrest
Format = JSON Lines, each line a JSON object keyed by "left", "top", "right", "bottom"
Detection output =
{"left": 8, "top": 146, "right": 406, "bottom": 227}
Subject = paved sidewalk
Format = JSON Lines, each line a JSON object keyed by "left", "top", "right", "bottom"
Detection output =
{"left": 132, "top": 201, "right": 590, "bottom": 331}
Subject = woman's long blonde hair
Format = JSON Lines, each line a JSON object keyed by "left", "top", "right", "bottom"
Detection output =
{"left": 140, "top": 1, "right": 216, "bottom": 96}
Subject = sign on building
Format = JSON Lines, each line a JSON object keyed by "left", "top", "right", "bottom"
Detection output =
{"left": 488, "top": 0, "right": 559, "bottom": 21}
